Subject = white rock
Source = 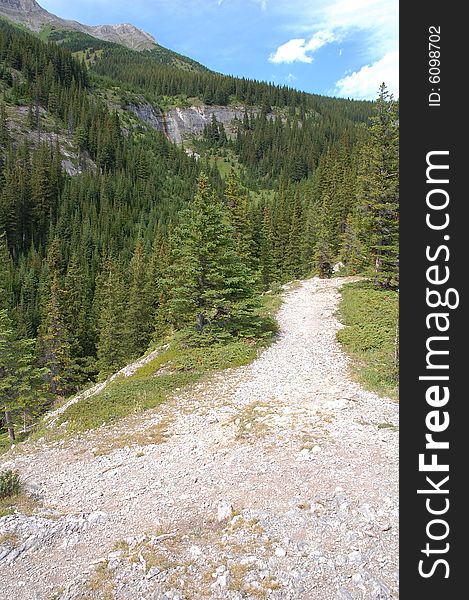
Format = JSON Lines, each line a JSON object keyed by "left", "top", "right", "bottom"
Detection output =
{"left": 348, "top": 550, "right": 363, "bottom": 565}
{"left": 217, "top": 501, "right": 234, "bottom": 522}
{"left": 324, "top": 399, "right": 349, "bottom": 410}
{"left": 190, "top": 545, "right": 202, "bottom": 558}
{"left": 146, "top": 566, "right": 160, "bottom": 579}
{"left": 87, "top": 511, "right": 108, "bottom": 524}
{"left": 275, "top": 547, "right": 287, "bottom": 558}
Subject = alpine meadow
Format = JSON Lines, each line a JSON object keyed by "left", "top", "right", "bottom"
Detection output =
{"left": 0, "top": 1, "right": 399, "bottom": 598}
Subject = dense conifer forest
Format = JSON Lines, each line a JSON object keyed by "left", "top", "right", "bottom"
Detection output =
{"left": 0, "top": 18, "right": 399, "bottom": 441}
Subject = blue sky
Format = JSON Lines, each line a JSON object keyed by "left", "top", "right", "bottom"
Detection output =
{"left": 39, "top": 0, "right": 398, "bottom": 100}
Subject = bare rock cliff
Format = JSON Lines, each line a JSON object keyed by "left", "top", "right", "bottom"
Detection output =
{"left": 128, "top": 103, "right": 262, "bottom": 144}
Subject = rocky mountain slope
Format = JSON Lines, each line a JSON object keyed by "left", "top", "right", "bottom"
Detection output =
{"left": 0, "top": 278, "right": 399, "bottom": 600}
{"left": 0, "top": 0, "right": 156, "bottom": 50}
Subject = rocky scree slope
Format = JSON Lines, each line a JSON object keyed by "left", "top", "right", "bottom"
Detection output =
{"left": 0, "top": 277, "right": 399, "bottom": 600}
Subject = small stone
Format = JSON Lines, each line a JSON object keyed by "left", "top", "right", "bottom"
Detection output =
{"left": 213, "top": 573, "right": 228, "bottom": 587}
{"left": 146, "top": 566, "right": 160, "bottom": 579}
{"left": 275, "top": 547, "right": 286, "bottom": 557}
{"left": 348, "top": 550, "right": 363, "bottom": 565}
{"left": 217, "top": 501, "right": 234, "bottom": 522}
{"left": 87, "top": 511, "right": 108, "bottom": 524}
{"left": 190, "top": 545, "right": 202, "bottom": 558}
{"left": 335, "top": 555, "right": 346, "bottom": 567}
{"left": 230, "top": 515, "right": 243, "bottom": 526}
{"left": 324, "top": 399, "right": 349, "bottom": 410}
{"left": 359, "top": 503, "right": 376, "bottom": 521}
{"left": 296, "top": 448, "right": 311, "bottom": 461}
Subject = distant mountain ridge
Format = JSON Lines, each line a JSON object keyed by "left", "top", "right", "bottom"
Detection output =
{"left": 0, "top": 0, "right": 157, "bottom": 50}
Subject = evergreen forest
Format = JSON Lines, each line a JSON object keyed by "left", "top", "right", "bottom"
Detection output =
{"left": 0, "top": 19, "right": 399, "bottom": 442}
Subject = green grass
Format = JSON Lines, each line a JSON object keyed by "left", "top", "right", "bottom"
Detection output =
{"left": 337, "top": 281, "right": 399, "bottom": 400}
{"left": 204, "top": 150, "right": 242, "bottom": 179}
{"left": 55, "top": 369, "right": 198, "bottom": 434}
{"left": 38, "top": 24, "right": 56, "bottom": 42}
{"left": 0, "top": 430, "right": 27, "bottom": 454}
{"left": 0, "top": 492, "right": 39, "bottom": 518}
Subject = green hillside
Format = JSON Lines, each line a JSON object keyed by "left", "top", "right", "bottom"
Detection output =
{"left": 41, "top": 26, "right": 210, "bottom": 73}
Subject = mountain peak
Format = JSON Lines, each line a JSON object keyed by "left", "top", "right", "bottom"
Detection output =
{"left": 0, "top": 0, "right": 156, "bottom": 51}
{"left": 89, "top": 23, "right": 156, "bottom": 51}
{"left": 0, "top": 0, "right": 41, "bottom": 12}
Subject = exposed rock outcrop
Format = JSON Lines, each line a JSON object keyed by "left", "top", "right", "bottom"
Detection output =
{"left": 128, "top": 103, "right": 262, "bottom": 144}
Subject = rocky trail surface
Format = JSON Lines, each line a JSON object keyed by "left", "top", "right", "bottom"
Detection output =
{"left": 0, "top": 277, "right": 399, "bottom": 600}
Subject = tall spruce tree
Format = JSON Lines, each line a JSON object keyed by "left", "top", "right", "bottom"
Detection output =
{"left": 37, "top": 274, "right": 74, "bottom": 396}
{"left": 357, "top": 84, "right": 399, "bottom": 287}
{"left": 166, "top": 174, "right": 257, "bottom": 340}
{"left": 0, "top": 310, "right": 48, "bottom": 440}
{"left": 285, "top": 192, "right": 304, "bottom": 279}
{"left": 95, "top": 256, "right": 128, "bottom": 377}
{"left": 224, "top": 169, "right": 256, "bottom": 267}
{"left": 37, "top": 240, "right": 74, "bottom": 396}
{"left": 259, "top": 206, "right": 277, "bottom": 289}
{"left": 126, "top": 239, "right": 153, "bottom": 359}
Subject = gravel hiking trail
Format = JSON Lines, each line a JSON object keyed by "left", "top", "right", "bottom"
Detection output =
{"left": 0, "top": 277, "right": 399, "bottom": 600}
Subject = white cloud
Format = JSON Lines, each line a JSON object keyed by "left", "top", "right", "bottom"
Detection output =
{"left": 270, "top": 38, "right": 313, "bottom": 63}
{"left": 335, "top": 51, "right": 398, "bottom": 99}
{"left": 269, "top": 30, "right": 335, "bottom": 63}
{"left": 285, "top": 73, "right": 297, "bottom": 82}
{"left": 268, "top": 0, "right": 398, "bottom": 97}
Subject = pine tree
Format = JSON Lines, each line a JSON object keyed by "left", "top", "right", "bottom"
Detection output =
{"left": 0, "top": 310, "right": 48, "bottom": 440}
{"left": 315, "top": 195, "right": 335, "bottom": 278}
{"left": 167, "top": 174, "right": 257, "bottom": 340}
{"left": 148, "top": 229, "right": 171, "bottom": 340}
{"left": 284, "top": 192, "right": 304, "bottom": 279}
{"left": 357, "top": 84, "right": 399, "bottom": 287}
{"left": 259, "top": 206, "right": 277, "bottom": 289}
{"left": 37, "top": 273, "right": 73, "bottom": 397}
{"left": 0, "top": 102, "right": 10, "bottom": 152}
{"left": 63, "top": 254, "right": 96, "bottom": 382}
{"left": 95, "top": 256, "right": 128, "bottom": 377}
{"left": 224, "top": 169, "right": 255, "bottom": 266}
{"left": 272, "top": 185, "right": 293, "bottom": 279}
{"left": 0, "top": 232, "right": 13, "bottom": 309}
{"left": 340, "top": 213, "right": 366, "bottom": 274}
{"left": 126, "top": 239, "right": 152, "bottom": 359}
